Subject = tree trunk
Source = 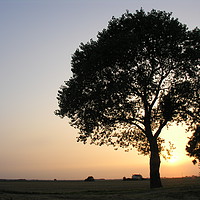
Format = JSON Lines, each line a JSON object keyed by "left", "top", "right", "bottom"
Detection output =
{"left": 150, "top": 139, "right": 162, "bottom": 188}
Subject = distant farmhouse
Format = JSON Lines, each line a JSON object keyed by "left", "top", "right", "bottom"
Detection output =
{"left": 123, "top": 174, "right": 144, "bottom": 181}
{"left": 132, "top": 174, "right": 143, "bottom": 180}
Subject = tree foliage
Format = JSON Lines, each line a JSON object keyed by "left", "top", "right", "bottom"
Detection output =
{"left": 186, "top": 126, "right": 200, "bottom": 165}
{"left": 56, "top": 9, "right": 199, "bottom": 154}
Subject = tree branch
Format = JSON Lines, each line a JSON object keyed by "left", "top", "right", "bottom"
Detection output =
{"left": 154, "top": 119, "right": 168, "bottom": 139}
{"left": 150, "top": 77, "right": 164, "bottom": 111}
{"left": 111, "top": 117, "right": 145, "bottom": 133}
{"left": 149, "top": 66, "right": 172, "bottom": 111}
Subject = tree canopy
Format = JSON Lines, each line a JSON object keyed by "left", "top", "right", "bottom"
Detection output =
{"left": 55, "top": 9, "right": 200, "bottom": 188}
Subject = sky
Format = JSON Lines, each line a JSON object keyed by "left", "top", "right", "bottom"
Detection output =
{"left": 0, "top": 0, "right": 200, "bottom": 180}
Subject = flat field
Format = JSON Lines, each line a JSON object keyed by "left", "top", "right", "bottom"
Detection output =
{"left": 0, "top": 178, "right": 200, "bottom": 200}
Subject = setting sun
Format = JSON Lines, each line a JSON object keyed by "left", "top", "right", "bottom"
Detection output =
{"left": 168, "top": 156, "right": 178, "bottom": 164}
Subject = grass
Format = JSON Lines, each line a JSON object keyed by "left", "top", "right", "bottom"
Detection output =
{"left": 0, "top": 178, "right": 200, "bottom": 200}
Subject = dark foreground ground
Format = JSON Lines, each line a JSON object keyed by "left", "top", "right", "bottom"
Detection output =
{"left": 0, "top": 177, "right": 200, "bottom": 200}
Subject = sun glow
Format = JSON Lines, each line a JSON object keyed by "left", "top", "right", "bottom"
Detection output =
{"left": 164, "top": 150, "right": 190, "bottom": 166}
{"left": 168, "top": 156, "right": 178, "bottom": 164}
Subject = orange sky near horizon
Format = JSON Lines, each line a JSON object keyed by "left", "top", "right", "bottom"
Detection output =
{"left": 0, "top": 0, "right": 199, "bottom": 181}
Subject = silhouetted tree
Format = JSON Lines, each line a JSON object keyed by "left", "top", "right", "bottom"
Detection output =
{"left": 186, "top": 126, "right": 200, "bottom": 165}
{"left": 55, "top": 9, "right": 200, "bottom": 188}
{"left": 84, "top": 176, "right": 95, "bottom": 182}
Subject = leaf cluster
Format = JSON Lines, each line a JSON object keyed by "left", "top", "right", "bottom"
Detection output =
{"left": 186, "top": 126, "right": 200, "bottom": 164}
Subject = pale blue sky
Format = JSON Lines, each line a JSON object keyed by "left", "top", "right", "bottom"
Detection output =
{"left": 0, "top": 0, "right": 200, "bottom": 180}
